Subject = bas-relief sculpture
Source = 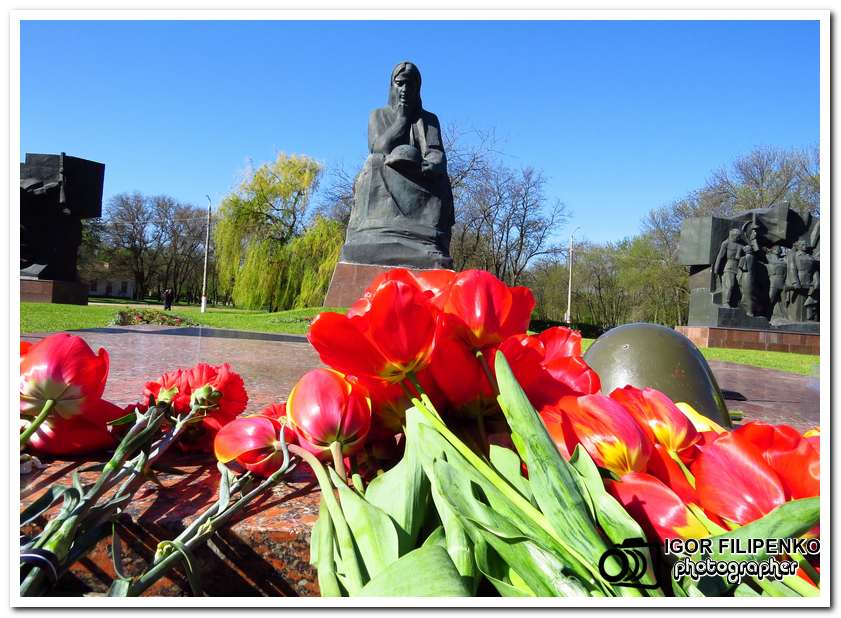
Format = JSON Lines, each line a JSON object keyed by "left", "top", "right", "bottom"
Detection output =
{"left": 339, "top": 61, "right": 455, "bottom": 269}
{"left": 679, "top": 202, "right": 819, "bottom": 331}
{"left": 20, "top": 152, "right": 105, "bottom": 282}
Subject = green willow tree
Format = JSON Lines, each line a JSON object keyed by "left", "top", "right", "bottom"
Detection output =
{"left": 215, "top": 153, "right": 342, "bottom": 311}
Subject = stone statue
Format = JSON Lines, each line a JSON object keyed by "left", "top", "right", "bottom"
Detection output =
{"left": 679, "top": 202, "right": 818, "bottom": 331}
{"left": 20, "top": 152, "right": 104, "bottom": 282}
{"left": 339, "top": 61, "right": 455, "bottom": 269}
{"left": 737, "top": 244, "right": 759, "bottom": 317}
{"left": 713, "top": 228, "right": 746, "bottom": 308}
{"left": 785, "top": 240, "right": 818, "bottom": 322}
{"left": 766, "top": 245, "right": 788, "bottom": 319}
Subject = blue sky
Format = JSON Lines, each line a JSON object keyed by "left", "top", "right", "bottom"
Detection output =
{"left": 20, "top": 19, "right": 819, "bottom": 244}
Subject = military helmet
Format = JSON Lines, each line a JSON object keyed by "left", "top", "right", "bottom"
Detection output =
{"left": 583, "top": 322, "right": 732, "bottom": 428}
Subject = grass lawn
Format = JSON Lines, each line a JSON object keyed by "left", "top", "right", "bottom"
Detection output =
{"left": 20, "top": 302, "right": 345, "bottom": 337}
{"left": 580, "top": 337, "right": 818, "bottom": 377}
{"left": 21, "top": 303, "right": 819, "bottom": 376}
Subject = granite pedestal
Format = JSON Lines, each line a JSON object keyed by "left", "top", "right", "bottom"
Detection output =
{"left": 21, "top": 278, "right": 88, "bottom": 305}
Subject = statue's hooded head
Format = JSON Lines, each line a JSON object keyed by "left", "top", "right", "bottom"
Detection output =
{"left": 388, "top": 61, "right": 422, "bottom": 113}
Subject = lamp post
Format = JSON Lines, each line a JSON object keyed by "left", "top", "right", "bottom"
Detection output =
{"left": 201, "top": 195, "right": 212, "bottom": 313}
{"left": 564, "top": 226, "right": 581, "bottom": 325}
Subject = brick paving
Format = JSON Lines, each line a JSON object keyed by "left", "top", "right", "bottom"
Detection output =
{"left": 21, "top": 325, "right": 820, "bottom": 430}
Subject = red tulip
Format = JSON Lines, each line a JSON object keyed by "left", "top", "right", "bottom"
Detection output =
{"left": 358, "top": 378, "right": 410, "bottom": 433}
{"left": 646, "top": 444, "right": 697, "bottom": 505}
{"left": 498, "top": 327, "right": 600, "bottom": 410}
{"left": 309, "top": 280, "right": 437, "bottom": 383}
{"left": 606, "top": 472, "right": 710, "bottom": 543}
{"left": 417, "top": 319, "right": 496, "bottom": 414}
{"left": 214, "top": 411, "right": 296, "bottom": 478}
{"left": 20, "top": 340, "right": 33, "bottom": 362}
{"left": 803, "top": 427, "right": 820, "bottom": 455}
{"left": 610, "top": 386, "right": 699, "bottom": 455}
{"left": 20, "top": 333, "right": 123, "bottom": 456}
{"left": 692, "top": 431, "right": 786, "bottom": 526}
{"left": 25, "top": 414, "right": 119, "bottom": 458}
{"left": 442, "top": 270, "right": 535, "bottom": 350}
{"left": 541, "top": 394, "right": 652, "bottom": 477}
{"left": 734, "top": 422, "right": 819, "bottom": 500}
{"left": 353, "top": 267, "right": 455, "bottom": 312}
{"left": 287, "top": 369, "right": 372, "bottom": 458}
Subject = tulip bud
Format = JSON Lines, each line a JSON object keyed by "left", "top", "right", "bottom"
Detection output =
{"left": 287, "top": 369, "right": 372, "bottom": 459}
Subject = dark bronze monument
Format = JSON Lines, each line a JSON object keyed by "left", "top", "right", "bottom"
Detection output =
{"left": 20, "top": 152, "right": 105, "bottom": 305}
{"left": 340, "top": 61, "right": 454, "bottom": 268}
{"left": 678, "top": 202, "right": 819, "bottom": 334}
{"left": 325, "top": 62, "right": 455, "bottom": 306}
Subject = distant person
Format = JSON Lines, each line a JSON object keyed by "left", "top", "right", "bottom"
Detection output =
{"left": 163, "top": 288, "right": 174, "bottom": 311}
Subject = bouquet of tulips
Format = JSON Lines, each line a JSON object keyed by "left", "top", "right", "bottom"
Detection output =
{"left": 291, "top": 268, "right": 821, "bottom": 598}
{"left": 19, "top": 267, "right": 821, "bottom": 598}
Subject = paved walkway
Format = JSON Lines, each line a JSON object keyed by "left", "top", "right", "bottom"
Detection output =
{"left": 22, "top": 326, "right": 820, "bottom": 431}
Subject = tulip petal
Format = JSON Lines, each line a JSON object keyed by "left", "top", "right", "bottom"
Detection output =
{"left": 359, "top": 280, "right": 436, "bottom": 379}
{"left": 646, "top": 444, "right": 697, "bottom": 505}
{"left": 500, "top": 285, "right": 536, "bottom": 338}
{"left": 214, "top": 416, "right": 279, "bottom": 463}
{"left": 674, "top": 402, "right": 726, "bottom": 434}
{"left": 537, "top": 326, "right": 581, "bottom": 358}
{"left": 735, "top": 422, "right": 820, "bottom": 500}
{"left": 26, "top": 414, "right": 117, "bottom": 457}
{"left": 445, "top": 270, "right": 512, "bottom": 348}
{"left": 693, "top": 431, "right": 786, "bottom": 526}
{"left": 308, "top": 312, "right": 388, "bottom": 379}
{"left": 610, "top": 386, "right": 699, "bottom": 454}
{"left": 606, "top": 472, "right": 709, "bottom": 543}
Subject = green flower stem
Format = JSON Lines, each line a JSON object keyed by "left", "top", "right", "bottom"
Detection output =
{"left": 288, "top": 444, "right": 365, "bottom": 593}
{"left": 330, "top": 441, "right": 347, "bottom": 484}
{"left": 475, "top": 350, "right": 499, "bottom": 395}
{"left": 19, "top": 399, "right": 56, "bottom": 449}
{"left": 404, "top": 380, "right": 609, "bottom": 591}
{"left": 780, "top": 572, "right": 820, "bottom": 597}
{"left": 21, "top": 405, "right": 198, "bottom": 597}
{"left": 124, "top": 466, "right": 292, "bottom": 597}
{"left": 792, "top": 551, "right": 820, "bottom": 586}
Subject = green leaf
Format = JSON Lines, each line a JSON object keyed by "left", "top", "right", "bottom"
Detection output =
{"left": 431, "top": 457, "right": 592, "bottom": 597}
{"left": 290, "top": 445, "right": 364, "bottom": 594}
{"left": 20, "top": 486, "right": 68, "bottom": 526}
{"left": 710, "top": 498, "right": 820, "bottom": 563}
{"left": 329, "top": 467, "right": 400, "bottom": 581}
{"left": 216, "top": 463, "right": 233, "bottom": 513}
{"left": 489, "top": 444, "right": 532, "bottom": 503}
{"left": 420, "top": 526, "right": 447, "bottom": 549}
{"left": 568, "top": 446, "right": 661, "bottom": 595}
{"left": 405, "top": 409, "right": 478, "bottom": 590}
{"left": 108, "top": 412, "right": 138, "bottom": 427}
{"left": 474, "top": 540, "right": 533, "bottom": 597}
{"left": 157, "top": 541, "right": 202, "bottom": 597}
{"left": 364, "top": 426, "right": 430, "bottom": 553}
{"left": 353, "top": 545, "right": 470, "bottom": 597}
{"left": 106, "top": 578, "right": 132, "bottom": 597}
{"left": 734, "top": 582, "right": 761, "bottom": 597}
{"left": 111, "top": 522, "right": 128, "bottom": 580}
{"left": 494, "top": 353, "right": 611, "bottom": 590}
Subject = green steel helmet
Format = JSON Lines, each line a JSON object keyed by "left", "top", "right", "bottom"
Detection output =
{"left": 583, "top": 322, "right": 732, "bottom": 428}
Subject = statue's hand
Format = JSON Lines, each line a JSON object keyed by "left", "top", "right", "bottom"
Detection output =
{"left": 394, "top": 103, "right": 411, "bottom": 130}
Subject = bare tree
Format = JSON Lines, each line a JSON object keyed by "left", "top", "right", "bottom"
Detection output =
{"left": 453, "top": 165, "right": 568, "bottom": 285}
{"left": 102, "top": 192, "right": 168, "bottom": 300}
